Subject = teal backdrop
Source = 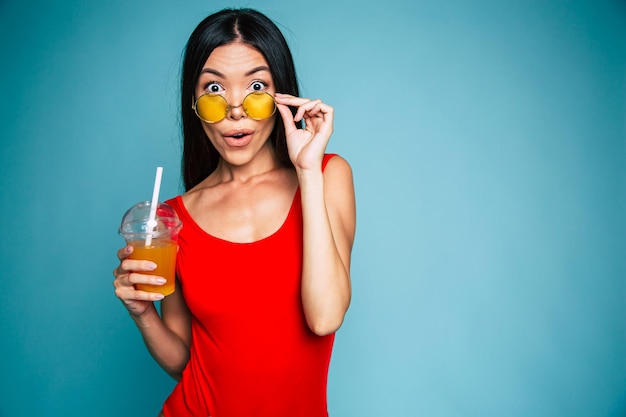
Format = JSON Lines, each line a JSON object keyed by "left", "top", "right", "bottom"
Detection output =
{"left": 1, "top": 1, "right": 624, "bottom": 416}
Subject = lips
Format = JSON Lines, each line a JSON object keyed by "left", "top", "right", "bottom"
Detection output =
{"left": 222, "top": 128, "right": 254, "bottom": 147}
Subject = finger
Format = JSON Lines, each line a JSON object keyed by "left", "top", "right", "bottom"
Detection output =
{"left": 276, "top": 103, "right": 299, "bottom": 137}
{"left": 113, "top": 271, "right": 165, "bottom": 294}
{"left": 117, "top": 245, "right": 133, "bottom": 261}
{"left": 120, "top": 258, "right": 157, "bottom": 273}
{"left": 275, "top": 94, "right": 312, "bottom": 121}
{"left": 113, "top": 265, "right": 123, "bottom": 278}
{"left": 275, "top": 94, "right": 327, "bottom": 108}
{"left": 115, "top": 285, "right": 164, "bottom": 302}
{"left": 294, "top": 99, "right": 323, "bottom": 122}
{"left": 275, "top": 93, "right": 333, "bottom": 113}
{"left": 275, "top": 94, "right": 334, "bottom": 123}
{"left": 126, "top": 272, "right": 167, "bottom": 287}
{"left": 131, "top": 289, "right": 165, "bottom": 302}
{"left": 274, "top": 93, "right": 310, "bottom": 106}
{"left": 303, "top": 103, "right": 335, "bottom": 139}
{"left": 288, "top": 98, "right": 320, "bottom": 122}
{"left": 305, "top": 101, "right": 333, "bottom": 117}
{"left": 299, "top": 101, "right": 335, "bottom": 125}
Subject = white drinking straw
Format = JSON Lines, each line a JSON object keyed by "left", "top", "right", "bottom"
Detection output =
{"left": 146, "top": 166, "right": 163, "bottom": 246}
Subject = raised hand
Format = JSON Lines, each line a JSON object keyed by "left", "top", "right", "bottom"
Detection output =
{"left": 275, "top": 93, "right": 334, "bottom": 171}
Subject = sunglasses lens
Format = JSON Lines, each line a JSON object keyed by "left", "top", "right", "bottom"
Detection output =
{"left": 195, "top": 94, "right": 228, "bottom": 123}
{"left": 243, "top": 92, "right": 276, "bottom": 120}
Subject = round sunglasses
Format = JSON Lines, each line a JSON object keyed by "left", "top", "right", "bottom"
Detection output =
{"left": 192, "top": 91, "right": 277, "bottom": 123}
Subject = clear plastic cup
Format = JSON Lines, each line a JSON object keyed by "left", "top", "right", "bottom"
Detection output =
{"left": 119, "top": 201, "right": 182, "bottom": 296}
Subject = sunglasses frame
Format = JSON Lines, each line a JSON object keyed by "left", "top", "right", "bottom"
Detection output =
{"left": 192, "top": 91, "right": 277, "bottom": 123}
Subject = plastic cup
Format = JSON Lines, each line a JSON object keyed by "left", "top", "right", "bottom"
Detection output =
{"left": 119, "top": 201, "right": 182, "bottom": 296}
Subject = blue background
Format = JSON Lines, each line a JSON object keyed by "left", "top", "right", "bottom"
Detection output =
{"left": 1, "top": 1, "right": 625, "bottom": 416}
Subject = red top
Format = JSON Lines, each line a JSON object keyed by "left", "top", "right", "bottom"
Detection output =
{"left": 162, "top": 154, "right": 337, "bottom": 417}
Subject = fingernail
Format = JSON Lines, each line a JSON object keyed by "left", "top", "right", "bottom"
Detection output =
{"left": 125, "top": 246, "right": 132, "bottom": 254}
{"left": 147, "top": 262, "right": 157, "bottom": 270}
{"left": 155, "top": 294, "right": 165, "bottom": 300}
{"left": 155, "top": 278, "right": 166, "bottom": 284}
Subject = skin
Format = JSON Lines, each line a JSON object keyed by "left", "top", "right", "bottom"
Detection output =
{"left": 113, "top": 42, "right": 356, "bottom": 384}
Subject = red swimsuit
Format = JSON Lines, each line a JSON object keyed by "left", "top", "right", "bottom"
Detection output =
{"left": 162, "top": 154, "right": 337, "bottom": 417}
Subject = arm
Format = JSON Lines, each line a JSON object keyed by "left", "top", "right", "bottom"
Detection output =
{"left": 130, "top": 282, "right": 192, "bottom": 380}
{"left": 298, "top": 155, "right": 356, "bottom": 335}
{"left": 114, "top": 249, "right": 192, "bottom": 380}
{"left": 275, "top": 94, "right": 356, "bottom": 335}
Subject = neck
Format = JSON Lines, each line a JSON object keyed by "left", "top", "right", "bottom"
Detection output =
{"left": 213, "top": 145, "right": 280, "bottom": 184}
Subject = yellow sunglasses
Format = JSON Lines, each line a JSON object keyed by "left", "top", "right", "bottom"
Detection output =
{"left": 192, "top": 91, "right": 277, "bottom": 123}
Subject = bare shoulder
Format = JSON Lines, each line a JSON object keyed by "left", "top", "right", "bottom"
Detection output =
{"left": 179, "top": 182, "right": 203, "bottom": 212}
{"left": 179, "top": 175, "right": 221, "bottom": 214}
{"left": 324, "top": 154, "right": 353, "bottom": 178}
{"left": 323, "top": 154, "right": 356, "bottom": 240}
{"left": 323, "top": 155, "right": 354, "bottom": 200}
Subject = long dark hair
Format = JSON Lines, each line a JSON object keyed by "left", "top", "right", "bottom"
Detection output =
{"left": 181, "top": 8, "right": 299, "bottom": 191}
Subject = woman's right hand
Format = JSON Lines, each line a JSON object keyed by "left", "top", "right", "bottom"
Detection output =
{"left": 113, "top": 245, "right": 165, "bottom": 317}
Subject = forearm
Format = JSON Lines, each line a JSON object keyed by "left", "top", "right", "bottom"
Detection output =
{"left": 130, "top": 305, "right": 190, "bottom": 380}
{"left": 297, "top": 167, "right": 352, "bottom": 336}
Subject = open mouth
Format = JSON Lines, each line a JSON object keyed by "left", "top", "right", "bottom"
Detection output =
{"left": 224, "top": 129, "right": 253, "bottom": 139}
{"left": 223, "top": 129, "right": 254, "bottom": 146}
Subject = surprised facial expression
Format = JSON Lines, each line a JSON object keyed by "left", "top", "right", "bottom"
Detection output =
{"left": 194, "top": 42, "right": 277, "bottom": 167}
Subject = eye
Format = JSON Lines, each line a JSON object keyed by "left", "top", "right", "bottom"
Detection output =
{"left": 249, "top": 81, "right": 268, "bottom": 92}
{"left": 204, "top": 81, "right": 224, "bottom": 94}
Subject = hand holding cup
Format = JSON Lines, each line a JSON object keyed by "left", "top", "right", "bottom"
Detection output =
{"left": 113, "top": 244, "right": 167, "bottom": 316}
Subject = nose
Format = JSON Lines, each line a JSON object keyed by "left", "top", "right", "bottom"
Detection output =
{"left": 227, "top": 102, "right": 245, "bottom": 120}
{"left": 227, "top": 92, "right": 246, "bottom": 120}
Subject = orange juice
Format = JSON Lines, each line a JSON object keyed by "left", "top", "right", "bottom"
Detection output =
{"left": 128, "top": 239, "right": 177, "bottom": 296}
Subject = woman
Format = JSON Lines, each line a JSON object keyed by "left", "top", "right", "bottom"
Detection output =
{"left": 113, "top": 8, "right": 356, "bottom": 417}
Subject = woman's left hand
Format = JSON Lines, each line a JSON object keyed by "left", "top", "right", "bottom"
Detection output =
{"left": 275, "top": 93, "right": 334, "bottom": 171}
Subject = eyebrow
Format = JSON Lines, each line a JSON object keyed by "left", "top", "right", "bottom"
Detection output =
{"left": 200, "top": 66, "right": 271, "bottom": 78}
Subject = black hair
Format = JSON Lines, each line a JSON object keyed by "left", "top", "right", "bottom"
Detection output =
{"left": 180, "top": 8, "right": 299, "bottom": 191}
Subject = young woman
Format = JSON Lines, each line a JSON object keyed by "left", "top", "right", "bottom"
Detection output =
{"left": 113, "top": 8, "right": 356, "bottom": 416}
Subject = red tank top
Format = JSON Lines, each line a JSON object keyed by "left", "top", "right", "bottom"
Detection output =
{"left": 162, "top": 154, "right": 337, "bottom": 417}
